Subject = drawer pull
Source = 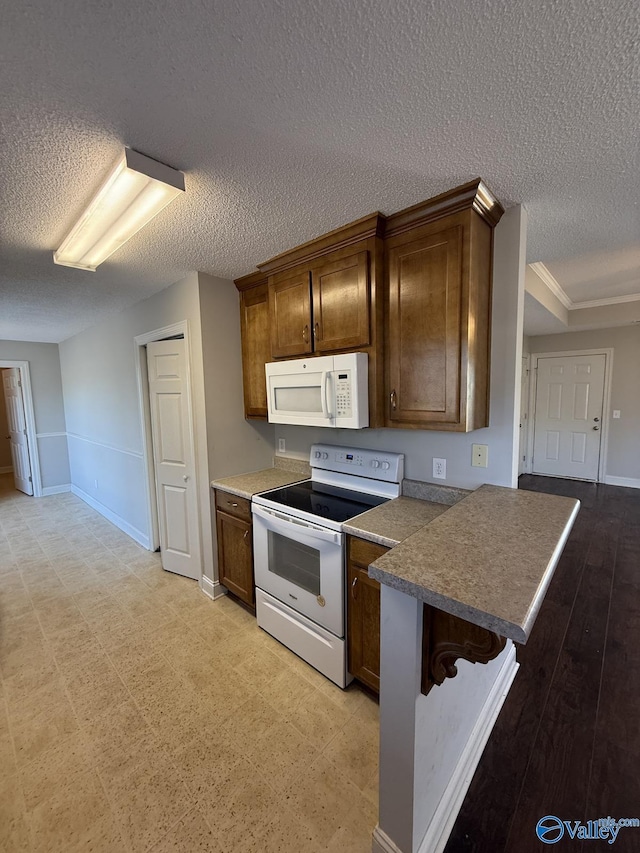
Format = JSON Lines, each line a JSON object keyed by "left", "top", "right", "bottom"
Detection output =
{"left": 229, "top": 501, "right": 239, "bottom": 508}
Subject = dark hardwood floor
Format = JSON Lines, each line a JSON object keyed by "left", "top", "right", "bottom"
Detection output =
{"left": 446, "top": 475, "right": 640, "bottom": 853}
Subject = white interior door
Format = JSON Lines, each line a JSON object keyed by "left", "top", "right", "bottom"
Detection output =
{"left": 519, "top": 356, "right": 529, "bottom": 475}
{"left": 147, "top": 340, "right": 200, "bottom": 579}
{"left": 532, "top": 354, "right": 606, "bottom": 481}
{"left": 2, "top": 368, "right": 33, "bottom": 495}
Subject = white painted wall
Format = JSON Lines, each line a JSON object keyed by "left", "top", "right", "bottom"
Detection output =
{"left": 528, "top": 325, "right": 640, "bottom": 484}
{"left": 0, "top": 340, "right": 70, "bottom": 488}
{"left": 277, "top": 206, "right": 527, "bottom": 489}
{"left": 59, "top": 272, "right": 275, "bottom": 580}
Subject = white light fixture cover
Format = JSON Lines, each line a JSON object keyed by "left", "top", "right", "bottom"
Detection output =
{"left": 54, "top": 149, "right": 185, "bottom": 271}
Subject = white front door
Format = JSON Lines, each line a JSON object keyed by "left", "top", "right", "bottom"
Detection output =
{"left": 532, "top": 354, "right": 606, "bottom": 481}
{"left": 2, "top": 368, "right": 33, "bottom": 495}
{"left": 146, "top": 340, "right": 200, "bottom": 579}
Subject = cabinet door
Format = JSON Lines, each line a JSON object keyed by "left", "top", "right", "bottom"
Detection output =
{"left": 240, "top": 284, "right": 270, "bottom": 419}
{"left": 347, "top": 537, "right": 388, "bottom": 694}
{"left": 311, "top": 251, "right": 370, "bottom": 352}
{"left": 387, "top": 226, "right": 463, "bottom": 426}
{"left": 216, "top": 511, "right": 254, "bottom": 607}
{"left": 269, "top": 269, "right": 313, "bottom": 358}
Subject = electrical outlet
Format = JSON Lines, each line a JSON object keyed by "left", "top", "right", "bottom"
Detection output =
{"left": 433, "top": 458, "right": 446, "bottom": 479}
{"left": 94, "top": 479, "right": 99, "bottom": 489}
{"left": 472, "top": 444, "right": 489, "bottom": 468}
{"left": 278, "top": 438, "right": 286, "bottom": 453}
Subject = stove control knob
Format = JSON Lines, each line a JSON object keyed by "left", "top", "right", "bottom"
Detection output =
{"left": 371, "top": 460, "right": 380, "bottom": 468}
{"left": 322, "top": 452, "right": 329, "bottom": 459}
{"left": 381, "top": 461, "right": 390, "bottom": 470}
{"left": 314, "top": 451, "right": 322, "bottom": 459}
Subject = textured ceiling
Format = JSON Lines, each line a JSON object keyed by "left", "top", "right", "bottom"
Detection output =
{"left": 1, "top": 0, "right": 639, "bottom": 342}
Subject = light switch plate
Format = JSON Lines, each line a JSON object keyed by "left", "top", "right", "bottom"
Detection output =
{"left": 472, "top": 444, "right": 489, "bottom": 468}
{"left": 613, "top": 410, "right": 621, "bottom": 419}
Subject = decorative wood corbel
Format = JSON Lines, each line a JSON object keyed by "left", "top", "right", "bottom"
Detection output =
{"left": 421, "top": 604, "right": 506, "bottom": 696}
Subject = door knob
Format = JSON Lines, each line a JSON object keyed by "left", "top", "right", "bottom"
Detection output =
{"left": 593, "top": 417, "right": 600, "bottom": 422}
{"left": 183, "top": 474, "right": 190, "bottom": 481}
{"left": 593, "top": 426, "right": 600, "bottom": 431}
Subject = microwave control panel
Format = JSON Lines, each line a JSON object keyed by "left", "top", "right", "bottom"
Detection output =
{"left": 334, "top": 371, "right": 352, "bottom": 418}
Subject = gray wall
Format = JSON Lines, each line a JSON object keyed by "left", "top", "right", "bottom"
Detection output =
{"left": 528, "top": 325, "right": 640, "bottom": 483}
{"left": 277, "top": 206, "right": 528, "bottom": 490}
{"left": 0, "top": 340, "right": 70, "bottom": 488}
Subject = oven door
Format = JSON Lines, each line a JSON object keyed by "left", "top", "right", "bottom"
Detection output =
{"left": 252, "top": 504, "right": 344, "bottom": 636}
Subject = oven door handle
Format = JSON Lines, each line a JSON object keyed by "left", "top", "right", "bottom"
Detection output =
{"left": 252, "top": 504, "right": 342, "bottom": 545}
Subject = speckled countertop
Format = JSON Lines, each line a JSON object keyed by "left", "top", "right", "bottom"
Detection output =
{"left": 369, "top": 484, "right": 580, "bottom": 644}
{"left": 344, "top": 497, "right": 450, "bottom": 548}
{"left": 210, "top": 462, "right": 309, "bottom": 499}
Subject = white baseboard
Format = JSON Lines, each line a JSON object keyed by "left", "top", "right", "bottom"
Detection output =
{"left": 200, "top": 576, "right": 227, "bottom": 600}
{"left": 603, "top": 475, "right": 640, "bottom": 490}
{"left": 42, "top": 484, "right": 71, "bottom": 496}
{"left": 0, "top": 466, "right": 13, "bottom": 474}
{"left": 372, "top": 826, "right": 405, "bottom": 853}
{"left": 417, "top": 645, "right": 519, "bottom": 853}
{"left": 70, "top": 485, "right": 150, "bottom": 549}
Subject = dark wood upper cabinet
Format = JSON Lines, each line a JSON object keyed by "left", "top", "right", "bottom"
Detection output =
{"left": 311, "top": 250, "right": 370, "bottom": 352}
{"left": 235, "top": 271, "right": 270, "bottom": 419}
{"left": 268, "top": 267, "right": 314, "bottom": 358}
{"left": 387, "top": 224, "right": 464, "bottom": 427}
{"left": 234, "top": 180, "right": 502, "bottom": 430}
{"left": 384, "top": 182, "right": 503, "bottom": 432}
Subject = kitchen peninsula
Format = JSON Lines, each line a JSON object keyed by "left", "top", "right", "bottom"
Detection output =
{"left": 346, "top": 484, "right": 580, "bottom": 853}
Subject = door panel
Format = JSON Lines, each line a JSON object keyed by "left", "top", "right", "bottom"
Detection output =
{"left": 311, "top": 251, "right": 370, "bottom": 352}
{"left": 387, "top": 226, "right": 463, "bottom": 425}
{"left": 532, "top": 354, "right": 606, "bottom": 481}
{"left": 147, "top": 339, "right": 200, "bottom": 579}
{"left": 2, "top": 368, "right": 33, "bottom": 495}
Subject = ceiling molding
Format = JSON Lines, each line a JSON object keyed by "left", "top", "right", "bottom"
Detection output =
{"left": 571, "top": 292, "right": 640, "bottom": 310}
{"left": 529, "top": 262, "right": 640, "bottom": 311}
{"left": 529, "top": 263, "right": 572, "bottom": 309}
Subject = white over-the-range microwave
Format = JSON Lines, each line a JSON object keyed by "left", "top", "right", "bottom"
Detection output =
{"left": 265, "top": 352, "right": 368, "bottom": 428}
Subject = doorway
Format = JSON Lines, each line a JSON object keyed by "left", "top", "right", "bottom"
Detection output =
{"left": 0, "top": 361, "right": 42, "bottom": 496}
{"left": 529, "top": 349, "right": 612, "bottom": 482}
{"left": 135, "top": 323, "right": 202, "bottom": 580}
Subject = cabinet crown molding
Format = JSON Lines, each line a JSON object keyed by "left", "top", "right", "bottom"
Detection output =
{"left": 257, "top": 212, "right": 385, "bottom": 275}
{"left": 384, "top": 178, "right": 505, "bottom": 237}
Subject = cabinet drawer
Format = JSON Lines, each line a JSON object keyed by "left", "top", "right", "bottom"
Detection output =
{"left": 214, "top": 489, "right": 252, "bottom": 522}
{"left": 348, "top": 536, "right": 389, "bottom": 569}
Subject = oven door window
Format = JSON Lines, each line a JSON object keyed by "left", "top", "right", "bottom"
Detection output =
{"left": 267, "top": 530, "right": 321, "bottom": 596}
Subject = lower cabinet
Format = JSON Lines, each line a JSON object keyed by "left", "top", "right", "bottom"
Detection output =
{"left": 214, "top": 489, "right": 255, "bottom": 609}
{"left": 347, "top": 536, "right": 389, "bottom": 694}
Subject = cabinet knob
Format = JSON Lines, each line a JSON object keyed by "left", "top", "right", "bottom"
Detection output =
{"left": 314, "top": 322, "right": 320, "bottom": 341}
{"left": 302, "top": 325, "right": 309, "bottom": 343}
{"left": 243, "top": 529, "right": 249, "bottom": 541}
{"left": 390, "top": 389, "right": 397, "bottom": 411}
{"left": 351, "top": 576, "right": 358, "bottom": 599}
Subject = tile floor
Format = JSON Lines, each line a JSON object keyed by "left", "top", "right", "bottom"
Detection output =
{"left": 0, "top": 474, "right": 378, "bottom": 852}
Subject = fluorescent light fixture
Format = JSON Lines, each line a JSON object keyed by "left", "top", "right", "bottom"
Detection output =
{"left": 54, "top": 148, "right": 185, "bottom": 271}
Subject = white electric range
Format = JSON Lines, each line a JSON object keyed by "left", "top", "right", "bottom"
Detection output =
{"left": 252, "top": 444, "right": 404, "bottom": 687}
